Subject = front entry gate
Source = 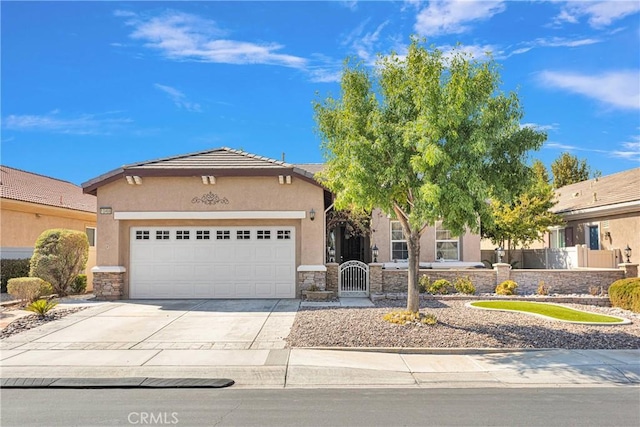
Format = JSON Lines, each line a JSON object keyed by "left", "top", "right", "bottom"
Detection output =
{"left": 339, "top": 260, "right": 369, "bottom": 297}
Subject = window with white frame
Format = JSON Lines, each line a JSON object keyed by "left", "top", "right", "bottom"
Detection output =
{"left": 435, "top": 222, "right": 459, "bottom": 261}
{"left": 390, "top": 221, "right": 408, "bottom": 260}
{"left": 86, "top": 227, "right": 96, "bottom": 247}
{"left": 549, "top": 227, "right": 566, "bottom": 248}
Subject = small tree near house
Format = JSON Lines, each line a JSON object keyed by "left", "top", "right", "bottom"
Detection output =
{"left": 29, "top": 228, "right": 89, "bottom": 296}
{"left": 314, "top": 38, "right": 545, "bottom": 312}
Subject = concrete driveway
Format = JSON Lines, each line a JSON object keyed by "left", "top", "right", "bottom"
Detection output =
{"left": 2, "top": 299, "right": 300, "bottom": 352}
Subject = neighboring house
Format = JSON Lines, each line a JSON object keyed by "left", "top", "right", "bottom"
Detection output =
{"left": 82, "top": 147, "right": 482, "bottom": 300}
{"left": 546, "top": 167, "right": 640, "bottom": 264}
{"left": 0, "top": 165, "right": 97, "bottom": 287}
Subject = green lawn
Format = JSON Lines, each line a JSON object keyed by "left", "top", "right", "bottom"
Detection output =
{"left": 470, "top": 301, "right": 626, "bottom": 324}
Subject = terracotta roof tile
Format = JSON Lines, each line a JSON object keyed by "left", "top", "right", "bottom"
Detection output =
{"left": 551, "top": 167, "right": 640, "bottom": 213}
{"left": 0, "top": 166, "right": 97, "bottom": 213}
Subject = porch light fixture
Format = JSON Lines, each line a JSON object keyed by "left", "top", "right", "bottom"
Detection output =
{"left": 372, "top": 244, "right": 379, "bottom": 263}
{"left": 328, "top": 246, "right": 335, "bottom": 263}
{"left": 309, "top": 208, "right": 316, "bottom": 221}
{"left": 495, "top": 246, "right": 505, "bottom": 263}
{"left": 624, "top": 245, "right": 632, "bottom": 263}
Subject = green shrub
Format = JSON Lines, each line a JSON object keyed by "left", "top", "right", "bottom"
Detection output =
{"left": 7, "top": 277, "right": 54, "bottom": 303}
{"left": 496, "top": 280, "right": 518, "bottom": 295}
{"left": 30, "top": 229, "right": 89, "bottom": 296}
{"left": 383, "top": 310, "right": 437, "bottom": 325}
{"left": 454, "top": 277, "right": 475, "bottom": 295}
{"left": 0, "top": 258, "right": 31, "bottom": 293}
{"left": 609, "top": 278, "right": 640, "bottom": 313}
{"left": 25, "top": 299, "right": 58, "bottom": 318}
{"left": 428, "top": 279, "right": 452, "bottom": 295}
{"left": 418, "top": 275, "right": 431, "bottom": 293}
{"left": 537, "top": 281, "right": 550, "bottom": 296}
{"left": 70, "top": 274, "right": 88, "bottom": 294}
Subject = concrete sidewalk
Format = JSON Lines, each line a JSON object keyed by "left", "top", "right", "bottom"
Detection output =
{"left": 1, "top": 300, "right": 639, "bottom": 389}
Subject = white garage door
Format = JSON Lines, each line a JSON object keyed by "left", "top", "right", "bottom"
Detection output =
{"left": 130, "top": 226, "right": 295, "bottom": 299}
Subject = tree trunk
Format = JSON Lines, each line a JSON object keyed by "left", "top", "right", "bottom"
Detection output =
{"left": 406, "top": 230, "right": 421, "bottom": 313}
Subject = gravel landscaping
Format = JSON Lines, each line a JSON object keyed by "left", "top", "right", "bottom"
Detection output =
{"left": 286, "top": 300, "right": 640, "bottom": 349}
{"left": 0, "top": 307, "right": 88, "bottom": 340}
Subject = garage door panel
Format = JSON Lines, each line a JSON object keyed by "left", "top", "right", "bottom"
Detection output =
{"left": 130, "top": 227, "right": 295, "bottom": 299}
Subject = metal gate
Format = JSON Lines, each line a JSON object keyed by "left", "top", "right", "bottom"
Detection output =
{"left": 338, "top": 260, "right": 369, "bottom": 297}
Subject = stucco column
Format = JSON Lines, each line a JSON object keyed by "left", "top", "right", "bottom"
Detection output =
{"left": 91, "top": 266, "right": 126, "bottom": 300}
{"left": 618, "top": 263, "right": 639, "bottom": 278}
{"left": 493, "top": 263, "right": 511, "bottom": 286}
{"left": 369, "top": 263, "right": 383, "bottom": 294}
{"left": 325, "top": 263, "right": 339, "bottom": 293}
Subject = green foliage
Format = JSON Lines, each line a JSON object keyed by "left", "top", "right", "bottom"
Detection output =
{"left": 536, "top": 281, "right": 550, "bottom": 296}
{"left": 70, "top": 274, "right": 88, "bottom": 294}
{"left": 551, "top": 152, "right": 591, "bottom": 188}
{"left": 496, "top": 280, "right": 518, "bottom": 295}
{"left": 314, "top": 38, "right": 545, "bottom": 311}
{"left": 608, "top": 278, "right": 640, "bottom": 313}
{"left": 418, "top": 275, "right": 430, "bottom": 293}
{"left": 7, "top": 277, "right": 54, "bottom": 303}
{"left": 29, "top": 229, "right": 89, "bottom": 297}
{"left": 482, "top": 160, "right": 563, "bottom": 255}
{"left": 0, "top": 258, "right": 31, "bottom": 293}
{"left": 383, "top": 310, "right": 437, "bottom": 325}
{"left": 25, "top": 299, "right": 58, "bottom": 318}
{"left": 428, "top": 279, "right": 452, "bottom": 295}
{"left": 454, "top": 277, "right": 476, "bottom": 295}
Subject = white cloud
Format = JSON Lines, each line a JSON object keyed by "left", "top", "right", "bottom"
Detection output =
{"left": 344, "top": 20, "right": 389, "bottom": 64}
{"left": 414, "top": 0, "right": 506, "bottom": 37}
{"left": 521, "top": 123, "right": 559, "bottom": 132}
{"left": 3, "top": 111, "right": 132, "bottom": 135}
{"left": 508, "top": 36, "right": 601, "bottom": 57}
{"left": 439, "top": 43, "right": 502, "bottom": 61}
{"left": 120, "top": 10, "right": 306, "bottom": 68}
{"left": 539, "top": 70, "right": 640, "bottom": 110}
{"left": 154, "top": 83, "right": 202, "bottom": 112}
{"left": 554, "top": 1, "right": 640, "bottom": 28}
{"left": 546, "top": 137, "right": 640, "bottom": 162}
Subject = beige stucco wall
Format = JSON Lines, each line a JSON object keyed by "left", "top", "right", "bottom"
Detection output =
{"left": 0, "top": 198, "right": 97, "bottom": 288}
{"left": 94, "top": 174, "right": 325, "bottom": 295}
{"left": 369, "top": 208, "right": 481, "bottom": 263}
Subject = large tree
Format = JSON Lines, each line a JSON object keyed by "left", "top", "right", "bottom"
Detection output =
{"left": 482, "top": 160, "right": 564, "bottom": 262}
{"left": 551, "top": 152, "right": 592, "bottom": 188}
{"left": 314, "top": 39, "right": 546, "bottom": 312}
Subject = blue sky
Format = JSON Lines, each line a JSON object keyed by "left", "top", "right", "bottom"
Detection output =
{"left": 2, "top": 1, "right": 639, "bottom": 185}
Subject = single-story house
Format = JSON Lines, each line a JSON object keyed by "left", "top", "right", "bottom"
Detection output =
{"left": 0, "top": 165, "right": 97, "bottom": 287}
{"left": 82, "top": 147, "right": 481, "bottom": 300}
{"left": 546, "top": 167, "right": 639, "bottom": 263}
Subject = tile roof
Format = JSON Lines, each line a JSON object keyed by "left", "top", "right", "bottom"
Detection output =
{"left": 551, "top": 167, "right": 640, "bottom": 214}
{"left": 127, "top": 147, "right": 291, "bottom": 170}
{"left": 0, "top": 165, "right": 97, "bottom": 213}
{"left": 294, "top": 163, "right": 325, "bottom": 176}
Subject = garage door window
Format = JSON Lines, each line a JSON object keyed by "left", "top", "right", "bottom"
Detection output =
{"left": 237, "top": 230, "right": 251, "bottom": 240}
{"left": 176, "top": 230, "right": 190, "bottom": 240}
{"left": 216, "top": 230, "right": 230, "bottom": 240}
{"left": 277, "top": 230, "right": 291, "bottom": 240}
{"left": 136, "top": 230, "right": 150, "bottom": 240}
{"left": 196, "top": 230, "right": 210, "bottom": 240}
{"left": 257, "top": 230, "right": 271, "bottom": 240}
{"left": 156, "top": 230, "right": 170, "bottom": 240}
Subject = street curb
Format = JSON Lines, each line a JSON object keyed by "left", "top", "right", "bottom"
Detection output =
{"left": 0, "top": 377, "right": 235, "bottom": 389}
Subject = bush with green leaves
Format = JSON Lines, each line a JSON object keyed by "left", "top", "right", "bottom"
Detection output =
{"left": 29, "top": 229, "right": 89, "bottom": 296}
{"left": 454, "top": 277, "right": 475, "bottom": 295}
{"left": 70, "top": 274, "right": 88, "bottom": 294}
{"left": 428, "top": 279, "right": 452, "bottom": 295}
{"left": 496, "top": 280, "right": 518, "bottom": 295}
{"left": 608, "top": 278, "right": 640, "bottom": 313}
{"left": 418, "top": 275, "right": 430, "bottom": 293}
{"left": 383, "top": 310, "right": 437, "bottom": 325}
{"left": 25, "top": 299, "right": 58, "bottom": 318}
{"left": 1, "top": 258, "right": 31, "bottom": 293}
{"left": 7, "top": 277, "right": 54, "bottom": 303}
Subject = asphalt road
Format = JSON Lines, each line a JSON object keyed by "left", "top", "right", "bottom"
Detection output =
{"left": 1, "top": 387, "right": 638, "bottom": 426}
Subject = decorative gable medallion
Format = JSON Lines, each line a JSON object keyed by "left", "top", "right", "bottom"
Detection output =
{"left": 192, "top": 192, "right": 229, "bottom": 205}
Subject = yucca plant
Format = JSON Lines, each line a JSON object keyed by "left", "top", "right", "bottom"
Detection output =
{"left": 25, "top": 299, "right": 58, "bottom": 318}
